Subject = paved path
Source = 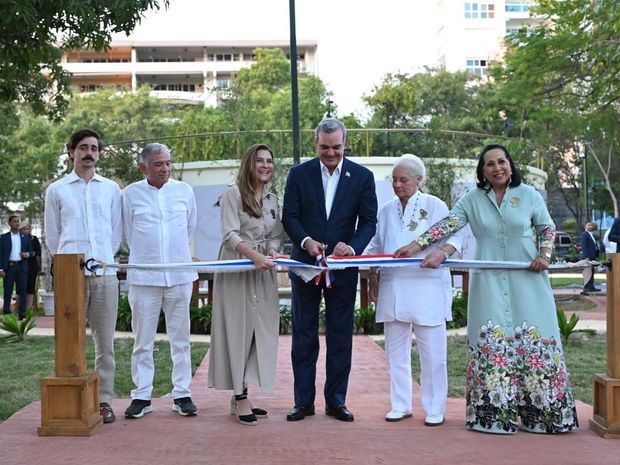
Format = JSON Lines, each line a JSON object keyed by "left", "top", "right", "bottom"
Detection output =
{"left": 1, "top": 336, "right": 618, "bottom": 465}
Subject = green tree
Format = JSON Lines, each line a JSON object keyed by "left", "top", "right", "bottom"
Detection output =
{"left": 495, "top": 0, "right": 620, "bottom": 218}
{"left": 0, "top": 1, "right": 168, "bottom": 119}
{"left": 0, "top": 86, "right": 171, "bottom": 221}
{"left": 363, "top": 69, "right": 502, "bottom": 158}
{"left": 219, "top": 48, "right": 331, "bottom": 157}
{"left": 58, "top": 86, "right": 170, "bottom": 186}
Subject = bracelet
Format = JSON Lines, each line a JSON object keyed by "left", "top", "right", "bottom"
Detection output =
{"left": 440, "top": 248, "right": 450, "bottom": 260}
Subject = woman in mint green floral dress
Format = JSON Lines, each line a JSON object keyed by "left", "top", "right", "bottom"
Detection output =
{"left": 395, "top": 144, "right": 578, "bottom": 435}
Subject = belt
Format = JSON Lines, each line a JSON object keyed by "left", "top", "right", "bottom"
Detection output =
{"left": 8, "top": 260, "right": 20, "bottom": 265}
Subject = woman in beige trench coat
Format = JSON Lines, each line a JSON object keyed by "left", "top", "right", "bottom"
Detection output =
{"left": 208, "top": 143, "right": 283, "bottom": 426}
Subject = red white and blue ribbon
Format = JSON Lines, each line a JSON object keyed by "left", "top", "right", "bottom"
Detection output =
{"left": 313, "top": 255, "right": 334, "bottom": 287}
{"left": 325, "top": 254, "right": 595, "bottom": 271}
{"left": 95, "top": 254, "right": 597, "bottom": 284}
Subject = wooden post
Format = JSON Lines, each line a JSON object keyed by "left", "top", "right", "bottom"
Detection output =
{"left": 38, "top": 254, "right": 102, "bottom": 436}
{"left": 359, "top": 269, "right": 369, "bottom": 310}
{"left": 590, "top": 253, "right": 620, "bottom": 438}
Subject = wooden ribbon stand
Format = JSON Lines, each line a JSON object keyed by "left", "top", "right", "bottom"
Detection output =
{"left": 38, "top": 254, "right": 102, "bottom": 436}
{"left": 590, "top": 253, "right": 620, "bottom": 438}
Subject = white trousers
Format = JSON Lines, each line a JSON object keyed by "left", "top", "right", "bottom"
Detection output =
{"left": 86, "top": 275, "right": 118, "bottom": 404}
{"left": 384, "top": 320, "right": 447, "bottom": 416}
{"left": 129, "top": 283, "right": 193, "bottom": 400}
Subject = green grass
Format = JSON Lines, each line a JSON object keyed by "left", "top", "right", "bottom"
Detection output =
{"left": 379, "top": 334, "right": 606, "bottom": 406}
{"left": 550, "top": 276, "right": 606, "bottom": 289}
{"left": 0, "top": 337, "right": 209, "bottom": 422}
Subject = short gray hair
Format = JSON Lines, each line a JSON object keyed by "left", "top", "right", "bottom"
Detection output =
{"left": 314, "top": 117, "right": 347, "bottom": 143}
{"left": 140, "top": 143, "right": 171, "bottom": 164}
{"left": 393, "top": 154, "right": 426, "bottom": 183}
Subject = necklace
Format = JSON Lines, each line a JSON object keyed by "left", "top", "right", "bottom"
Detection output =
{"left": 398, "top": 191, "right": 421, "bottom": 231}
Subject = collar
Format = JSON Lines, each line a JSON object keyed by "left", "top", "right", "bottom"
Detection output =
{"left": 319, "top": 157, "right": 344, "bottom": 176}
{"left": 67, "top": 170, "right": 103, "bottom": 183}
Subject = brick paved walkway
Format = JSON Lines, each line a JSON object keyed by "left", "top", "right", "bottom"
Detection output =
{"left": 1, "top": 335, "right": 617, "bottom": 465}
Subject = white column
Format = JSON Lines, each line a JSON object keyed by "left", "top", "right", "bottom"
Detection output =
{"left": 131, "top": 47, "right": 137, "bottom": 91}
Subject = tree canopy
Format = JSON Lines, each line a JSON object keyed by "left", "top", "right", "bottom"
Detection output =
{"left": 0, "top": 47, "right": 331, "bottom": 221}
{"left": 0, "top": 0, "right": 168, "bottom": 119}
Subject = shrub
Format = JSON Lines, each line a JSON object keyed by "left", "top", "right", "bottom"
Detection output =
{"left": 354, "top": 305, "right": 383, "bottom": 335}
{"left": 279, "top": 304, "right": 292, "bottom": 334}
{"left": 0, "top": 309, "right": 36, "bottom": 344}
{"left": 447, "top": 291, "right": 468, "bottom": 329}
{"left": 116, "top": 294, "right": 132, "bottom": 332}
{"left": 190, "top": 303, "right": 212, "bottom": 334}
{"left": 556, "top": 309, "right": 596, "bottom": 345}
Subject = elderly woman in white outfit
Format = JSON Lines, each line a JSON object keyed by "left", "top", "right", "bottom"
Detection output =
{"left": 366, "top": 154, "right": 462, "bottom": 426}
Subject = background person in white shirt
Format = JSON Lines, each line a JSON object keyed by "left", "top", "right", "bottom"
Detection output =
{"left": 603, "top": 228, "right": 617, "bottom": 255}
{"left": 122, "top": 143, "right": 198, "bottom": 419}
{"left": 44, "top": 128, "right": 122, "bottom": 424}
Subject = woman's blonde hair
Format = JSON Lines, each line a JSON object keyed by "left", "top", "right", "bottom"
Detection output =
{"left": 236, "top": 144, "right": 274, "bottom": 218}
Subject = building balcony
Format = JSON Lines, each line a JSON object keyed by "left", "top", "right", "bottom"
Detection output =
{"left": 63, "top": 62, "right": 133, "bottom": 75}
{"left": 149, "top": 90, "right": 206, "bottom": 104}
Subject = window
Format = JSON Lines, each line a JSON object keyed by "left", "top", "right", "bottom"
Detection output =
{"left": 153, "top": 83, "right": 196, "bottom": 92}
{"left": 466, "top": 59, "right": 488, "bottom": 75}
{"left": 506, "top": 3, "right": 530, "bottom": 12}
{"left": 465, "top": 2, "right": 494, "bottom": 19}
{"left": 82, "top": 58, "right": 129, "bottom": 63}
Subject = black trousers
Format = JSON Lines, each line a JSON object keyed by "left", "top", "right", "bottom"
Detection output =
{"left": 290, "top": 270, "right": 357, "bottom": 408}
{"left": 3, "top": 262, "right": 27, "bottom": 318}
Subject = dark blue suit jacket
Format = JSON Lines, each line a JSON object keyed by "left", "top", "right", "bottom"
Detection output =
{"left": 609, "top": 218, "right": 620, "bottom": 253}
{"left": 579, "top": 230, "right": 599, "bottom": 260}
{"left": 0, "top": 231, "right": 33, "bottom": 272}
{"left": 283, "top": 157, "right": 377, "bottom": 286}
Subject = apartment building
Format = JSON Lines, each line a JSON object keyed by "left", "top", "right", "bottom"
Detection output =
{"left": 436, "top": 0, "right": 537, "bottom": 76}
{"left": 61, "top": 40, "right": 317, "bottom": 106}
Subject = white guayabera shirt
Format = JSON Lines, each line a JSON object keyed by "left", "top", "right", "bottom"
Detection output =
{"left": 44, "top": 171, "right": 122, "bottom": 276}
{"left": 122, "top": 178, "right": 197, "bottom": 287}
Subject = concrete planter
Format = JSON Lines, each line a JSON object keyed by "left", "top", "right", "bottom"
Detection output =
{"left": 40, "top": 291, "right": 54, "bottom": 317}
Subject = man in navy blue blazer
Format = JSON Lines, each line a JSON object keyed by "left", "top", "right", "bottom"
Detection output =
{"left": 283, "top": 118, "right": 378, "bottom": 422}
{"left": 0, "top": 214, "right": 34, "bottom": 320}
{"left": 579, "top": 222, "right": 600, "bottom": 293}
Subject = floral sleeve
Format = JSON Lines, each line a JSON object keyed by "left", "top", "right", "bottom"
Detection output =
{"left": 416, "top": 214, "right": 462, "bottom": 249}
{"left": 531, "top": 189, "right": 555, "bottom": 252}
{"left": 537, "top": 225, "right": 555, "bottom": 251}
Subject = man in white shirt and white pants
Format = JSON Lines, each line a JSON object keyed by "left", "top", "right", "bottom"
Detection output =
{"left": 44, "top": 128, "right": 122, "bottom": 424}
{"left": 122, "top": 142, "right": 198, "bottom": 418}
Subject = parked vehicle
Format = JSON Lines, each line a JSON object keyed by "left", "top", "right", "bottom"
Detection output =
{"left": 554, "top": 231, "right": 578, "bottom": 261}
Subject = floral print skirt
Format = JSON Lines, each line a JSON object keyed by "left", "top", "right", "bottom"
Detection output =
{"left": 466, "top": 320, "right": 579, "bottom": 434}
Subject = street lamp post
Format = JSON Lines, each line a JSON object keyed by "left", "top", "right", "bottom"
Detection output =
{"left": 578, "top": 142, "right": 588, "bottom": 222}
{"left": 289, "top": 0, "right": 301, "bottom": 165}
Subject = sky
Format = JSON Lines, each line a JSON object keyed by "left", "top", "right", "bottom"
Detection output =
{"left": 112, "top": 0, "right": 439, "bottom": 117}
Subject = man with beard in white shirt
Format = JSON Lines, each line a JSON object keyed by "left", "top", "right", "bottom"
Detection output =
{"left": 44, "top": 128, "right": 122, "bottom": 424}
{"left": 122, "top": 143, "right": 198, "bottom": 419}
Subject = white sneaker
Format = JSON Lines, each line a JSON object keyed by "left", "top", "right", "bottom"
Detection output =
{"left": 385, "top": 409, "right": 413, "bottom": 422}
{"left": 424, "top": 414, "right": 444, "bottom": 426}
